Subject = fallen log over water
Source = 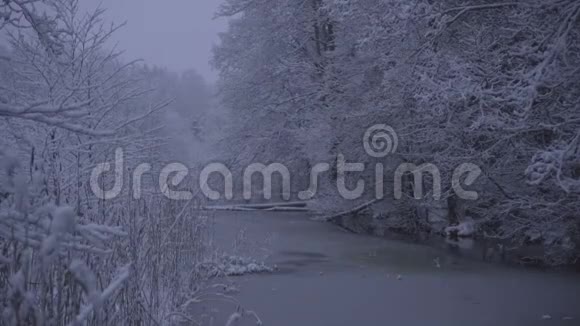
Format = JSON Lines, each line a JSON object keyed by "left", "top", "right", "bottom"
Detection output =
{"left": 206, "top": 201, "right": 310, "bottom": 212}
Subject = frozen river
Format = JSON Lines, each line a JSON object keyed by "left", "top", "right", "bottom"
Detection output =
{"left": 199, "top": 211, "right": 579, "bottom": 326}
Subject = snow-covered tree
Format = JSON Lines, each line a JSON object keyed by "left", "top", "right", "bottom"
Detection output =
{"left": 213, "top": 0, "right": 580, "bottom": 264}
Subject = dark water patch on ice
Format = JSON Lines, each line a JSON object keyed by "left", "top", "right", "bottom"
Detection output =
{"left": 271, "top": 250, "right": 330, "bottom": 272}
{"left": 278, "top": 250, "right": 328, "bottom": 259}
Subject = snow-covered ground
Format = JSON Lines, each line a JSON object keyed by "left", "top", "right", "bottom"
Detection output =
{"left": 196, "top": 211, "right": 580, "bottom": 326}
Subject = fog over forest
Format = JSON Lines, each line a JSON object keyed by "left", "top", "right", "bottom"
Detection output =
{"left": 0, "top": 1, "right": 579, "bottom": 325}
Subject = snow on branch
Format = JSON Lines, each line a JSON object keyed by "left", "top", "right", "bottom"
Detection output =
{"left": 527, "top": 132, "right": 580, "bottom": 193}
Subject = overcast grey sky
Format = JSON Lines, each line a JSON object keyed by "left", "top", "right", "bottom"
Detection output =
{"left": 92, "top": 0, "right": 227, "bottom": 82}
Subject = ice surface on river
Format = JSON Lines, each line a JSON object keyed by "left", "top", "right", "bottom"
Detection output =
{"left": 198, "top": 211, "right": 580, "bottom": 326}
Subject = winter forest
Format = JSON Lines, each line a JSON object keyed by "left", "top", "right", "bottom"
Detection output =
{"left": 0, "top": 0, "right": 579, "bottom": 325}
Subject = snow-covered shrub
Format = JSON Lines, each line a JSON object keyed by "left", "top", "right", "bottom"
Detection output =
{"left": 0, "top": 150, "right": 129, "bottom": 326}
